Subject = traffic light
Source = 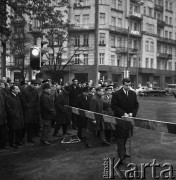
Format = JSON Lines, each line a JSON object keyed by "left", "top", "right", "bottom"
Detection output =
{"left": 30, "top": 46, "right": 41, "bottom": 70}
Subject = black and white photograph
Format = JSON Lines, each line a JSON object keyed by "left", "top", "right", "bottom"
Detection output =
{"left": 0, "top": 0, "right": 176, "bottom": 179}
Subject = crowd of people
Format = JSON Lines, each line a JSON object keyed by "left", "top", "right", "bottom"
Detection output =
{"left": 0, "top": 77, "right": 139, "bottom": 164}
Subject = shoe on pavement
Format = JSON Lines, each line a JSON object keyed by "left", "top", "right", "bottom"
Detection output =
{"left": 40, "top": 140, "right": 51, "bottom": 145}
{"left": 85, "top": 143, "right": 94, "bottom": 148}
{"left": 9, "top": 144, "right": 18, "bottom": 149}
{"left": 101, "top": 140, "right": 111, "bottom": 145}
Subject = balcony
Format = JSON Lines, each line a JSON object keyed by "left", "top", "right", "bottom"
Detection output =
{"left": 142, "top": 31, "right": 157, "bottom": 37}
{"left": 157, "top": 36, "right": 176, "bottom": 45}
{"left": 157, "top": 19, "right": 165, "bottom": 27}
{"left": 129, "top": 11, "right": 143, "bottom": 20}
{"left": 157, "top": 53, "right": 172, "bottom": 59}
{"left": 109, "top": 26, "right": 128, "bottom": 35}
{"left": 68, "top": 23, "right": 95, "bottom": 32}
{"left": 116, "top": 47, "right": 138, "bottom": 54}
{"left": 154, "top": 4, "right": 164, "bottom": 12}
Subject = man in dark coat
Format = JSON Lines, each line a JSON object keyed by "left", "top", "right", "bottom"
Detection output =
{"left": 111, "top": 78, "right": 139, "bottom": 162}
{"left": 69, "top": 78, "right": 80, "bottom": 129}
{"left": 87, "top": 87, "right": 110, "bottom": 147}
{"left": 20, "top": 80, "right": 40, "bottom": 143}
{"left": 75, "top": 86, "right": 91, "bottom": 140}
{"left": 54, "top": 86, "right": 70, "bottom": 136}
{"left": 40, "top": 83, "right": 55, "bottom": 145}
{"left": 0, "top": 81, "right": 8, "bottom": 151}
{"left": 6, "top": 85, "right": 24, "bottom": 148}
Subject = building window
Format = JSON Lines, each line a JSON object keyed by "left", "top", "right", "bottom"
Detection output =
{"left": 133, "top": 39, "right": 137, "bottom": 48}
{"left": 165, "top": 0, "right": 168, "bottom": 9}
{"left": 151, "top": 58, "right": 153, "bottom": 68}
{"left": 99, "top": 33, "right": 105, "bottom": 45}
{"left": 144, "top": 6, "right": 146, "bottom": 15}
{"left": 118, "top": 0, "right": 122, "bottom": 10}
{"left": 168, "top": 62, "right": 172, "bottom": 70}
{"left": 165, "top": 31, "right": 168, "bottom": 38}
{"left": 83, "top": 34, "right": 89, "bottom": 46}
{"left": 150, "top": 41, "right": 154, "bottom": 52}
{"left": 111, "top": 55, "right": 115, "bottom": 66}
{"left": 169, "top": 3, "right": 172, "bottom": 11}
{"left": 99, "top": 53, "right": 105, "bottom": 65}
{"left": 100, "top": 13, "right": 105, "bottom": 25}
{"left": 111, "top": 35, "right": 115, "bottom": 47}
{"left": 83, "top": 54, "right": 89, "bottom": 64}
{"left": 99, "top": 0, "right": 106, "bottom": 4}
{"left": 111, "top": 16, "right": 116, "bottom": 26}
{"left": 75, "top": 34, "right": 80, "bottom": 46}
{"left": 168, "top": 46, "right": 172, "bottom": 54}
{"left": 117, "top": 18, "right": 122, "bottom": 27}
{"left": 83, "top": 0, "right": 89, "bottom": 6}
{"left": 75, "top": 15, "right": 80, "bottom": 25}
{"left": 164, "top": 45, "right": 167, "bottom": 54}
{"left": 83, "top": 14, "right": 89, "bottom": 25}
{"left": 147, "top": 23, "right": 154, "bottom": 34}
{"left": 145, "top": 58, "right": 149, "bottom": 68}
{"left": 165, "top": 16, "right": 168, "bottom": 24}
{"left": 169, "top": 17, "right": 172, "bottom": 25}
{"left": 148, "top": 7, "right": 152, "bottom": 17}
{"left": 117, "top": 37, "right": 121, "bottom": 47}
{"left": 112, "top": 0, "right": 116, "bottom": 8}
{"left": 145, "top": 41, "right": 149, "bottom": 51}
{"left": 133, "top": 58, "right": 137, "bottom": 67}
{"left": 169, "top": 32, "right": 172, "bottom": 39}
{"left": 75, "top": 54, "right": 80, "bottom": 64}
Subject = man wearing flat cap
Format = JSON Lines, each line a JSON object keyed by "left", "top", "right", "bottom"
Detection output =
{"left": 87, "top": 87, "right": 110, "bottom": 147}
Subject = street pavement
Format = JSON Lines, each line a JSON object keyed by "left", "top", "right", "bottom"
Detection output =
{"left": 0, "top": 95, "right": 176, "bottom": 180}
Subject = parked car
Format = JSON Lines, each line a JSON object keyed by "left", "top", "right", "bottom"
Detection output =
{"left": 164, "top": 84, "right": 176, "bottom": 95}
{"left": 136, "top": 86, "right": 148, "bottom": 95}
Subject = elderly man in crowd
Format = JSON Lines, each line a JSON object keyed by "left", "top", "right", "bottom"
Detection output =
{"left": 40, "top": 83, "right": 55, "bottom": 145}
{"left": 6, "top": 85, "right": 24, "bottom": 148}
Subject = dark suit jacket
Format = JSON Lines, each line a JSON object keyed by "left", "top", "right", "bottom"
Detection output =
{"left": 40, "top": 91, "right": 55, "bottom": 120}
{"left": 69, "top": 84, "right": 80, "bottom": 107}
{"left": 6, "top": 93, "right": 24, "bottom": 130}
{"left": 111, "top": 87, "right": 139, "bottom": 139}
{"left": 55, "top": 91, "right": 70, "bottom": 125}
{"left": 75, "top": 93, "right": 91, "bottom": 128}
{"left": 88, "top": 94, "right": 107, "bottom": 131}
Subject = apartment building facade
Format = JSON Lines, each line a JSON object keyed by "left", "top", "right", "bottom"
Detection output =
{"left": 65, "top": 0, "right": 176, "bottom": 88}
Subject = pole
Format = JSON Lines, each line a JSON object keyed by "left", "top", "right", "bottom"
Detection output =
{"left": 127, "top": 26, "right": 130, "bottom": 72}
{"left": 94, "top": 0, "right": 99, "bottom": 86}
